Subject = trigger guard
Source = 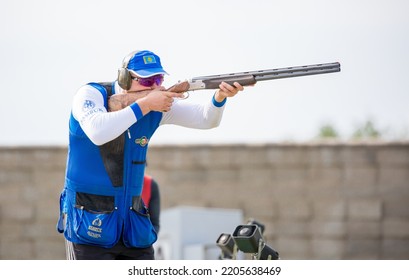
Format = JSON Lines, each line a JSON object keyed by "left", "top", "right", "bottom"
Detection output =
{"left": 180, "top": 92, "right": 190, "bottom": 99}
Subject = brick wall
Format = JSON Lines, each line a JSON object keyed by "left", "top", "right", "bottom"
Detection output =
{"left": 0, "top": 142, "right": 408, "bottom": 259}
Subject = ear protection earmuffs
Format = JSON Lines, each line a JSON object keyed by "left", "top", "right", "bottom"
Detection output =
{"left": 117, "top": 50, "right": 139, "bottom": 90}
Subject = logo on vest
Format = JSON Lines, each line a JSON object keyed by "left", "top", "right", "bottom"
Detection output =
{"left": 82, "top": 100, "right": 95, "bottom": 111}
{"left": 135, "top": 136, "right": 149, "bottom": 147}
{"left": 87, "top": 217, "right": 103, "bottom": 239}
{"left": 92, "top": 218, "right": 102, "bottom": 227}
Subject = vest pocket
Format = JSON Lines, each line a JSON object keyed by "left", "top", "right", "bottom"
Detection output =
{"left": 71, "top": 192, "right": 119, "bottom": 247}
{"left": 123, "top": 196, "right": 157, "bottom": 248}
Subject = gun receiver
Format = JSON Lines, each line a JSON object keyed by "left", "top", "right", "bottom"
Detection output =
{"left": 187, "top": 62, "right": 340, "bottom": 91}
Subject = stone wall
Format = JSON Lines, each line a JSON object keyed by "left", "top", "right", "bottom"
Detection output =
{"left": 0, "top": 142, "right": 408, "bottom": 259}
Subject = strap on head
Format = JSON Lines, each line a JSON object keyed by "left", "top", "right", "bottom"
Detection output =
{"left": 122, "top": 50, "right": 140, "bottom": 68}
{"left": 118, "top": 50, "right": 140, "bottom": 90}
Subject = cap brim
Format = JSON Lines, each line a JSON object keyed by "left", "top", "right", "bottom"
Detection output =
{"left": 129, "top": 69, "right": 169, "bottom": 78}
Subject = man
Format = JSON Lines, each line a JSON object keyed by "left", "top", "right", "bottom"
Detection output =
{"left": 57, "top": 50, "right": 245, "bottom": 260}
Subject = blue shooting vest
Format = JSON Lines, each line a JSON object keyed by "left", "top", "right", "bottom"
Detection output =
{"left": 57, "top": 82, "right": 161, "bottom": 248}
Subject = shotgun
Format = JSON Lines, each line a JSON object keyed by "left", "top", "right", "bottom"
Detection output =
{"left": 108, "top": 62, "right": 341, "bottom": 110}
{"left": 166, "top": 62, "right": 341, "bottom": 94}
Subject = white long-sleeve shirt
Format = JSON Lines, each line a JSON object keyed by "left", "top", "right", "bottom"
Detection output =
{"left": 72, "top": 82, "right": 226, "bottom": 145}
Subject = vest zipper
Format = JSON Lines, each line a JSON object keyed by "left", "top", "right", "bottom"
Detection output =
{"left": 122, "top": 129, "right": 132, "bottom": 222}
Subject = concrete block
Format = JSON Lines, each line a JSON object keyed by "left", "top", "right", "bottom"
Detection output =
{"left": 377, "top": 146, "right": 409, "bottom": 166}
{"left": 342, "top": 166, "right": 378, "bottom": 197}
{"left": 207, "top": 168, "right": 240, "bottom": 184}
{"left": 347, "top": 199, "right": 383, "bottom": 221}
{"left": 32, "top": 170, "right": 65, "bottom": 193}
{"left": 174, "top": 146, "right": 228, "bottom": 169}
{"left": 261, "top": 219, "right": 280, "bottom": 239}
{"left": 277, "top": 199, "right": 312, "bottom": 221}
{"left": 273, "top": 220, "right": 311, "bottom": 238}
{"left": 271, "top": 167, "right": 309, "bottom": 188}
{"left": 0, "top": 186, "right": 21, "bottom": 204}
{"left": 239, "top": 167, "right": 274, "bottom": 188}
{"left": 0, "top": 170, "right": 33, "bottom": 188}
{"left": 23, "top": 223, "right": 59, "bottom": 240}
{"left": 275, "top": 237, "right": 310, "bottom": 260}
{"left": 379, "top": 167, "right": 409, "bottom": 194}
{"left": 168, "top": 168, "right": 208, "bottom": 184}
{"left": 33, "top": 237, "right": 66, "bottom": 260}
{"left": 345, "top": 239, "right": 380, "bottom": 259}
{"left": 147, "top": 146, "right": 185, "bottom": 169}
{"left": 311, "top": 238, "right": 345, "bottom": 259}
{"left": 313, "top": 200, "right": 346, "bottom": 220}
{"left": 265, "top": 146, "right": 310, "bottom": 167}
{"left": 307, "top": 167, "right": 343, "bottom": 197}
{"left": 382, "top": 219, "right": 409, "bottom": 238}
{"left": 1, "top": 201, "right": 35, "bottom": 221}
{"left": 309, "top": 221, "right": 346, "bottom": 238}
{"left": 383, "top": 195, "right": 409, "bottom": 219}
{"left": 0, "top": 223, "right": 25, "bottom": 238}
{"left": 0, "top": 238, "right": 34, "bottom": 260}
{"left": 347, "top": 221, "right": 381, "bottom": 239}
{"left": 0, "top": 148, "right": 22, "bottom": 168}
{"left": 308, "top": 146, "right": 343, "bottom": 167}
{"left": 381, "top": 239, "right": 409, "bottom": 259}
{"left": 230, "top": 145, "right": 270, "bottom": 167}
{"left": 31, "top": 148, "right": 67, "bottom": 169}
{"left": 341, "top": 146, "right": 378, "bottom": 166}
{"left": 241, "top": 194, "right": 276, "bottom": 218}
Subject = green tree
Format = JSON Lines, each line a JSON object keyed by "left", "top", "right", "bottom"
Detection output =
{"left": 317, "top": 124, "right": 339, "bottom": 139}
{"left": 351, "top": 120, "right": 381, "bottom": 139}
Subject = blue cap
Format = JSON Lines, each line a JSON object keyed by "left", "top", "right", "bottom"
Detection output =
{"left": 127, "top": 50, "right": 168, "bottom": 78}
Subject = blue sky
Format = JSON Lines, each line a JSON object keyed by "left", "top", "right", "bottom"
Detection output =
{"left": 1, "top": 0, "right": 408, "bottom": 146}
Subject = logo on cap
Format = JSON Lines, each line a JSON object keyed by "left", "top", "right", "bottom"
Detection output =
{"left": 143, "top": 55, "right": 157, "bottom": 64}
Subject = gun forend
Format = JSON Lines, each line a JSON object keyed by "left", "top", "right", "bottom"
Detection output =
{"left": 188, "top": 62, "right": 340, "bottom": 90}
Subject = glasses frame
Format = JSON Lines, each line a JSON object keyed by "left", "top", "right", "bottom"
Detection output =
{"left": 131, "top": 74, "right": 164, "bottom": 87}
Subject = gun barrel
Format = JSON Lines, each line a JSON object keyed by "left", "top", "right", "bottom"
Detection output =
{"left": 192, "top": 62, "right": 340, "bottom": 82}
{"left": 254, "top": 62, "right": 340, "bottom": 81}
{"left": 188, "top": 62, "right": 340, "bottom": 90}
